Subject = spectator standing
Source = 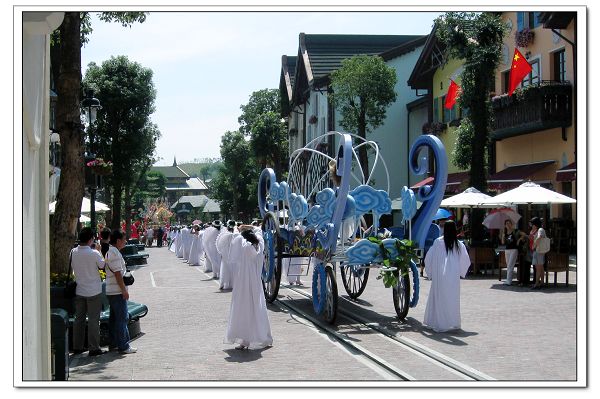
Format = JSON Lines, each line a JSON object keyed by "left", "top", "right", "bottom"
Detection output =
{"left": 529, "top": 217, "right": 547, "bottom": 290}
{"left": 501, "top": 219, "right": 526, "bottom": 285}
{"left": 71, "top": 227, "right": 106, "bottom": 356}
{"left": 105, "top": 228, "right": 137, "bottom": 354}
{"left": 145, "top": 226, "right": 154, "bottom": 247}
{"left": 423, "top": 221, "right": 471, "bottom": 333}
{"left": 99, "top": 227, "right": 111, "bottom": 258}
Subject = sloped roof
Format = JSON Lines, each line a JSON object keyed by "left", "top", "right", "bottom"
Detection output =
{"left": 202, "top": 198, "right": 221, "bottom": 213}
{"left": 302, "top": 33, "right": 425, "bottom": 84}
{"left": 151, "top": 165, "right": 189, "bottom": 179}
{"left": 407, "top": 26, "right": 447, "bottom": 90}
{"left": 186, "top": 177, "right": 208, "bottom": 190}
{"left": 280, "top": 55, "right": 298, "bottom": 116}
{"left": 170, "top": 195, "right": 209, "bottom": 209}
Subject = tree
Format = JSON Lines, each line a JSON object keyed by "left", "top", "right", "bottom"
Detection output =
{"left": 435, "top": 12, "right": 507, "bottom": 241}
{"left": 330, "top": 55, "right": 397, "bottom": 182}
{"left": 211, "top": 131, "right": 258, "bottom": 221}
{"left": 83, "top": 55, "right": 160, "bottom": 235}
{"left": 249, "top": 111, "right": 288, "bottom": 178}
{"left": 49, "top": 12, "right": 147, "bottom": 275}
{"left": 238, "top": 89, "right": 281, "bottom": 135}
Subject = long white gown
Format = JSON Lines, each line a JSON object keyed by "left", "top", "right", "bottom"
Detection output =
{"left": 188, "top": 232, "right": 203, "bottom": 266}
{"left": 169, "top": 231, "right": 178, "bottom": 253}
{"left": 182, "top": 227, "right": 193, "bottom": 261}
{"left": 203, "top": 226, "right": 222, "bottom": 278}
{"left": 224, "top": 229, "right": 273, "bottom": 349}
{"left": 423, "top": 237, "right": 471, "bottom": 332}
{"left": 176, "top": 229, "right": 185, "bottom": 258}
{"left": 216, "top": 230, "right": 236, "bottom": 289}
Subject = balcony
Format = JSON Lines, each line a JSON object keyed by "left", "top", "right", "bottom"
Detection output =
{"left": 491, "top": 82, "right": 572, "bottom": 140}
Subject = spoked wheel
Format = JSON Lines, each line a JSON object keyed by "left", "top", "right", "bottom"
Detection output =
{"left": 340, "top": 264, "right": 369, "bottom": 299}
{"left": 392, "top": 269, "right": 411, "bottom": 320}
{"left": 261, "top": 212, "right": 282, "bottom": 303}
{"left": 312, "top": 262, "right": 338, "bottom": 324}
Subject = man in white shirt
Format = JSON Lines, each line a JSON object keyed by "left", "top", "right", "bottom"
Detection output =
{"left": 71, "top": 227, "right": 106, "bottom": 356}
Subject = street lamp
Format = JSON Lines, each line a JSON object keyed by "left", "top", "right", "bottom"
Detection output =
{"left": 81, "top": 89, "right": 102, "bottom": 237}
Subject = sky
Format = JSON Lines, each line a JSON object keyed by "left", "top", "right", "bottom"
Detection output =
{"left": 81, "top": 11, "right": 443, "bottom": 166}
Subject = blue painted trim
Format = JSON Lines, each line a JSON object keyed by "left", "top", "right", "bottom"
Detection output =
{"left": 409, "top": 260, "right": 420, "bottom": 308}
{"left": 312, "top": 262, "right": 327, "bottom": 315}
{"left": 258, "top": 168, "right": 276, "bottom": 219}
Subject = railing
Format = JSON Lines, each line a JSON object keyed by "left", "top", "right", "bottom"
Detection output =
{"left": 491, "top": 82, "right": 572, "bottom": 139}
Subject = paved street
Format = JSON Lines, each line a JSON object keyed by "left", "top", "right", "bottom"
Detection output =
{"left": 68, "top": 246, "right": 578, "bottom": 385}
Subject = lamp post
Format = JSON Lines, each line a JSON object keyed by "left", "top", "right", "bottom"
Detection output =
{"left": 81, "top": 89, "right": 102, "bottom": 237}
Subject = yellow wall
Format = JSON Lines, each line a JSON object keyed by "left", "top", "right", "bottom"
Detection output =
{"left": 432, "top": 58, "right": 467, "bottom": 175}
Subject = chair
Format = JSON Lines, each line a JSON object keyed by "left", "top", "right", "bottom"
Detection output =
{"left": 469, "top": 246, "right": 496, "bottom": 275}
{"left": 545, "top": 251, "right": 570, "bottom": 287}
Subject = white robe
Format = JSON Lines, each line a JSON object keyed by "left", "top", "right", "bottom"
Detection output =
{"left": 423, "top": 237, "right": 471, "bottom": 332}
{"left": 216, "top": 230, "right": 236, "bottom": 289}
{"left": 169, "top": 231, "right": 178, "bottom": 253}
{"left": 285, "top": 257, "right": 304, "bottom": 284}
{"left": 188, "top": 232, "right": 204, "bottom": 266}
{"left": 176, "top": 230, "right": 185, "bottom": 258}
{"left": 224, "top": 229, "right": 273, "bottom": 348}
{"left": 182, "top": 227, "right": 192, "bottom": 261}
{"left": 203, "top": 226, "right": 222, "bottom": 278}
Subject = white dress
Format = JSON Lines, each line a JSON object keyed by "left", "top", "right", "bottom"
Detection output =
{"left": 224, "top": 229, "right": 273, "bottom": 348}
{"left": 216, "top": 230, "right": 236, "bottom": 289}
{"left": 423, "top": 237, "right": 471, "bottom": 332}
{"left": 182, "top": 227, "right": 192, "bottom": 261}
{"left": 203, "top": 226, "right": 222, "bottom": 278}
{"left": 169, "top": 231, "right": 179, "bottom": 253}
{"left": 176, "top": 230, "right": 185, "bottom": 258}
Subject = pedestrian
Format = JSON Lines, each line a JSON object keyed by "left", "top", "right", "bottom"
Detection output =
{"left": 224, "top": 226, "right": 273, "bottom": 350}
{"left": 156, "top": 225, "right": 164, "bottom": 247}
{"left": 204, "top": 220, "right": 223, "bottom": 278}
{"left": 71, "top": 227, "right": 106, "bottom": 356}
{"left": 188, "top": 224, "right": 204, "bottom": 266}
{"left": 105, "top": 228, "right": 137, "bottom": 354}
{"left": 176, "top": 225, "right": 185, "bottom": 258}
{"left": 145, "top": 226, "right": 154, "bottom": 247}
{"left": 423, "top": 220, "right": 471, "bottom": 333}
{"left": 500, "top": 219, "right": 526, "bottom": 285}
{"left": 99, "top": 226, "right": 111, "bottom": 258}
{"left": 529, "top": 217, "right": 547, "bottom": 290}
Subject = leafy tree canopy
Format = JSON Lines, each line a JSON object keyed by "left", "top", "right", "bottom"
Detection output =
{"left": 238, "top": 89, "right": 281, "bottom": 135}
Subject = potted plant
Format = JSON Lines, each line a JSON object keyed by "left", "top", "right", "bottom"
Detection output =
{"left": 515, "top": 27, "right": 535, "bottom": 48}
{"left": 86, "top": 157, "right": 113, "bottom": 176}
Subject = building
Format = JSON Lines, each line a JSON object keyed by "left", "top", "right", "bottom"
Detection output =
{"left": 170, "top": 195, "right": 222, "bottom": 223}
{"left": 489, "top": 11, "right": 576, "bottom": 243}
{"left": 151, "top": 157, "right": 208, "bottom": 206}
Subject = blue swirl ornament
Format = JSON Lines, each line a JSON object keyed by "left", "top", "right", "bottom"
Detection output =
{"left": 401, "top": 186, "right": 417, "bottom": 223}
{"left": 345, "top": 239, "right": 380, "bottom": 265}
{"left": 289, "top": 193, "right": 309, "bottom": 222}
{"left": 316, "top": 187, "right": 335, "bottom": 205}
{"left": 269, "top": 181, "right": 281, "bottom": 201}
{"left": 312, "top": 262, "right": 327, "bottom": 315}
{"left": 306, "top": 205, "right": 329, "bottom": 229}
{"left": 409, "top": 260, "right": 420, "bottom": 308}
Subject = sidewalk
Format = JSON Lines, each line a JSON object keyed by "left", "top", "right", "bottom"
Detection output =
{"left": 68, "top": 246, "right": 578, "bottom": 383}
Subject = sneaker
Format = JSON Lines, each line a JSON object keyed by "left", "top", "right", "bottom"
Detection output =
{"left": 72, "top": 349, "right": 85, "bottom": 355}
{"left": 119, "top": 347, "right": 137, "bottom": 354}
{"left": 108, "top": 346, "right": 118, "bottom": 352}
{"left": 88, "top": 349, "right": 107, "bottom": 357}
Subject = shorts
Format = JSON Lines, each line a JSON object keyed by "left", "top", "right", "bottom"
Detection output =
{"left": 532, "top": 251, "right": 545, "bottom": 265}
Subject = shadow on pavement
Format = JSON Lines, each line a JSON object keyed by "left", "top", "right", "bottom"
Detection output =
{"left": 223, "top": 346, "right": 272, "bottom": 363}
{"left": 403, "top": 317, "right": 478, "bottom": 346}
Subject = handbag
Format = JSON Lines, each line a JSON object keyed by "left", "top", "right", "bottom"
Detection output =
{"left": 536, "top": 236, "right": 551, "bottom": 254}
{"left": 123, "top": 270, "right": 135, "bottom": 286}
{"left": 64, "top": 250, "right": 77, "bottom": 298}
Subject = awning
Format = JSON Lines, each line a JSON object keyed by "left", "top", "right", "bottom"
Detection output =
{"left": 410, "top": 176, "right": 434, "bottom": 189}
{"left": 488, "top": 160, "right": 555, "bottom": 190}
{"left": 556, "top": 161, "right": 576, "bottom": 182}
{"left": 410, "top": 172, "right": 469, "bottom": 193}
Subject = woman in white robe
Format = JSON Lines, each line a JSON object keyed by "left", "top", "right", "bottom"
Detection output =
{"left": 169, "top": 229, "right": 178, "bottom": 253}
{"left": 216, "top": 227, "right": 236, "bottom": 290}
{"left": 182, "top": 226, "right": 193, "bottom": 261}
{"left": 423, "top": 220, "right": 471, "bottom": 333}
{"left": 176, "top": 227, "right": 185, "bottom": 258}
{"left": 204, "top": 222, "right": 222, "bottom": 279}
{"left": 202, "top": 227, "right": 213, "bottom": 273}
{"left": 224, "top": 227, "right": 272, "bottom": 350}
{"left": 187, "top": 226, "right": 202, "bottom": 266}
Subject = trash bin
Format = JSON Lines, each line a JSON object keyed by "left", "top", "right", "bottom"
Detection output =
{"left": 50, "top": 308, "right": 69, "bottom": 381}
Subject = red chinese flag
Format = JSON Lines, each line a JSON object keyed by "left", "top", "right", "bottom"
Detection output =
{"left": 508, "top": 48, "right": 532, "bottom": 96}
{"left": 444, "top": 79, "right": 460, "bottom": 109}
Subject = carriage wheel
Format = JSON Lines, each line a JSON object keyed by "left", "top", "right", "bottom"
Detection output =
{"left": 392, "top": 269, "right": 411, "bottom": 320}
{"left": 340, "top": 264, "right": 369, "bottom": 299}
{"left": 312, "top": 262, "right": 338, "bottom": 324}
{"left": 261, "top": 212, "right": 282, "bottom": 303}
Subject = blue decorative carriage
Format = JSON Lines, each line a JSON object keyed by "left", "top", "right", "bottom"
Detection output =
{"left": 258, "top": 132, "right": 447, "bottom": 323}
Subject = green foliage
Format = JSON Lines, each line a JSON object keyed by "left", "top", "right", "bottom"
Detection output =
{"left": 330, "top": 55, "right": 397, "bottom": 134}
{"left": 452, "top": 117, "right": 474, "bottom": 170}
{"left": 211, "top": 131, "right": 259, "bottom": 221}
{"left": 367, "top": 237, "right": 419, "bottom": 289}
{"left": 238, "top": 89, "right": 281, "bottom": 135}
{"left": 52, "top": 12, "right": 148, "bottom": 46}
{"left": 249, "top": 111, "right": 289, "bottom": 175}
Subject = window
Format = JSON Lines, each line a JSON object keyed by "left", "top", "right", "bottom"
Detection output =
{"left": 517, "top": 12, "right": 541, "bottom": 30}
{"left": 521, "top": 59, "right": 540, "bottom": 88}
{"left": 553, "top": 49, "right": 566, "bottom": 82}
{"left": 441, "top": 95, "right": 450, "bottom": 122}
{"left": 502, "top": 70, "right": 510, "bottom": 94}
{"left": 433, "top": 97, "right": 439, "bottom": 122}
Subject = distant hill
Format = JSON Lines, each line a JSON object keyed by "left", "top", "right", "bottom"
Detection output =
{"left": 179, "top": 161, "right": 222, "bottom": 181}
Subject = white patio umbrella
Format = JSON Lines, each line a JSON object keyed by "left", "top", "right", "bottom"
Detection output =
{"left": 49, "top": 197, "right": 111, "bottom": 214}
{"left": 79, "top": 214, "right": 91, "bottom": 223}
{"left": 440, "top": 187, "right": 505, "bottom": 208}
{"left": 480, "top": 181, "right": 577, "bottom": 205}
